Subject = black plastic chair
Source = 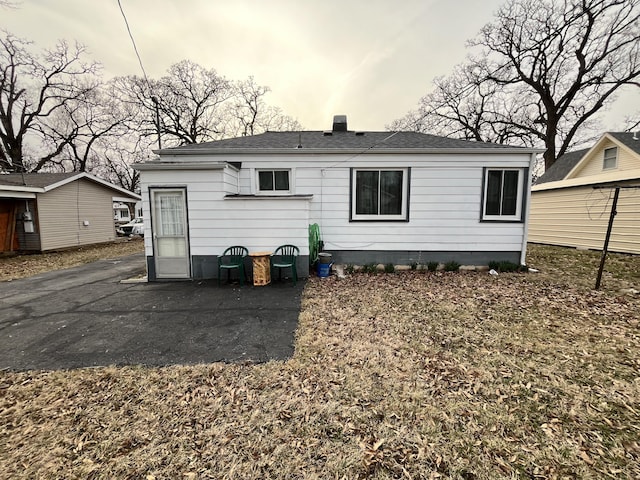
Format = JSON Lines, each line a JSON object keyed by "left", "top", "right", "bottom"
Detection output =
{"left": 218, "top": 246, "right": 248, "bottom": 286}
{"left": 271, "top": 245, "right": 299, "bottom": 285}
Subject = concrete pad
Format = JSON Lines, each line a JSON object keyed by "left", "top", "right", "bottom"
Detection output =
{"left": 0, "top": 253, "right": 303, "bottom": 371}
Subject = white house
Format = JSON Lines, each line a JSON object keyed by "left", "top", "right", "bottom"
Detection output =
{"left": 134, "top": 116, "right": 539, "bottom": 281}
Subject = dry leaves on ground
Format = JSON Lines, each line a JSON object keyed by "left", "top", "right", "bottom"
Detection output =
{"left": 0, "top": 238, "right": 144, "bottom": 282}
{"left": 1, "top": 245, "right": 639, "bottom": 479}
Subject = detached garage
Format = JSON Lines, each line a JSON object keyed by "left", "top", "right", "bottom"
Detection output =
{"left": 0, "top": 172, "right": 140, "bottom": 253}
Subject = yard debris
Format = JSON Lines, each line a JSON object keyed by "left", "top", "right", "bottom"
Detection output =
{"left": 0, "top": 244, "right": 639, "bottom": 478}
{"left": 0, "top": 239, "right": 144, "bottom": 282}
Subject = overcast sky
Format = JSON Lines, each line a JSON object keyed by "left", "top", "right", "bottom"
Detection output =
{"left": 3, "top": 0, "right": 639, "bottom": 132}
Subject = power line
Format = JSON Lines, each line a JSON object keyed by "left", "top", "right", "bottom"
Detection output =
{"left": 117, "top": 0, "right": 150, "bottom": 86}
{"left": 117, "top": 0, "right": 161, "bottom": 148}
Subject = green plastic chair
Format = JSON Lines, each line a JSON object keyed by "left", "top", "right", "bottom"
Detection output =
{"left": 271, "top": 244, "right": 299, "bottom": 285}
{"left": 218, "top": 246, "right": 249, "bottom": 286}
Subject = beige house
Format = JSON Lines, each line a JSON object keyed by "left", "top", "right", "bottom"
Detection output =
{"left": 0, "top": 172, "right": 140, "bottom": 253}
{"left": 529, "top": 132, "right": 640, "bottom": 254}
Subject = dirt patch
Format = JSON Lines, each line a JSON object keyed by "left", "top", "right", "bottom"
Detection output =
{"left": 0, "top": 238, "right": 144, "bottom": 282}
{"left": 0, "top": 244, "right": 639, "bottom": 478}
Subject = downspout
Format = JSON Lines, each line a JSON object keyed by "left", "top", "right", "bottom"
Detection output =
{"left": 520, "top": 152, "right": 536, "bottom": 265}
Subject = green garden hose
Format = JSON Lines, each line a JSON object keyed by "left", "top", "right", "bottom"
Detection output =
{"left": 308, "top": 223, "right": 321, "bottom": 265}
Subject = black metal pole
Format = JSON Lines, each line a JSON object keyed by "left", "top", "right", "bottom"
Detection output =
{"left": 595, "top": 187, "right": 620, "bottom": 290}
{"left": 151, "top": 96, "right": 161, "bottom": 150}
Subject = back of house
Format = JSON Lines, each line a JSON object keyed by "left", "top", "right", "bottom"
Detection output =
{"left": 134, "top": 116, "right": 539, "bottom": 281}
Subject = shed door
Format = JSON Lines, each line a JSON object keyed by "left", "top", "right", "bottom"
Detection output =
{"left": 151, "top": 188, "right": 190, "bottom": 279}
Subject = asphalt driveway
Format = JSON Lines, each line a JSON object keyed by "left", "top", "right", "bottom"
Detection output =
{"left": 0, "top": 253, "right": 304, "bottom": 371}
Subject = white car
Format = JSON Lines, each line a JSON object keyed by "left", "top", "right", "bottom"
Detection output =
{"left": 117, "top": 217, "right": 145, "bottom": 237}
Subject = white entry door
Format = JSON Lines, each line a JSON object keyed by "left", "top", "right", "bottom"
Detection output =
{"left": 151, "top": 188, "right": 190, "bottom": 279}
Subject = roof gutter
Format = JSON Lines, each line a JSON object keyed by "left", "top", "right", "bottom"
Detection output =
{"left": 133, "top": 161, "right": 232, "bottom": 171}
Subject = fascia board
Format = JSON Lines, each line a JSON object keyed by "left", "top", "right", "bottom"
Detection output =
{"left": 133, "top": 162, "right": 231, "bottom": 171}
{"left": 532, "top": 168, "right": 640, "bottom": 191}
{"left": 152, "top": 147, "right": 544, "bottom": 156}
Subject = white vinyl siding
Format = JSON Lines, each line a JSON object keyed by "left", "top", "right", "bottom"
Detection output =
{"left": 140, "top": 168, "right": 309, "bottom": 257}
{"left": 139, "top": 153, "right": 533, "bottom": 263}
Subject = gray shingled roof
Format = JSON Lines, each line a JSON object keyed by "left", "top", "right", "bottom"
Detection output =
{"left": 535, "top": 148, "right": 590, "bottom": 184}
{"left": 609, "top": 131, "right": 640, "bottom": 155}
{"left": 162, "top": 130, "right": 524, "bottom": 152}
{"left": 0, "top": 172, "right": 79, "bottom": 188}
{"left": 535, "top": 132, "right": 640, "bottom": 185}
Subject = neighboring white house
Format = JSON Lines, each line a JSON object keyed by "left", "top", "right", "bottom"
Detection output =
{"left": 134, "top": 116, "right": 540, "bottom": 281}
{"left": 113, "top": 202, "right": 132, "bottom": 224}
{"left": 529, "top": 131, "right": 640, "bottom": 254}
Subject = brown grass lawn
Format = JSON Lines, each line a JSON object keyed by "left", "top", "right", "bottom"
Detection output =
{"left": 1, "top": 244, "right": 639, "bottom": 479}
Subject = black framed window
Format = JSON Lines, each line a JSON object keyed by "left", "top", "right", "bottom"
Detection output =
{"left": 482, "top": 168, "right": 523, "bottom": 221}
{"left": 351, "top": 168, "right": 409, "bottom": 221}
{"left": 258, "top": 170, "right": 290, "bottom": 192}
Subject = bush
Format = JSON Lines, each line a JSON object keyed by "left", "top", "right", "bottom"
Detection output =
{"left": 410, "top": 262, "right": 418, "bottom": 271}
{"left": 489, "top": 260, "right": 528, "bottom": 273}
{"left": 427, "top": 261, "right": 439, "bottom": 272}
{"left": 384, "top": 263, "right": 395, "bottom": 273}
{"left": 443, "top": 261, "right": 460, "bottom": 272}
{"left": 363, "top": 263, "right": 378, "bottom": 274}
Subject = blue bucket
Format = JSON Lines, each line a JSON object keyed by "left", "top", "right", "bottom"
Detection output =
{"left": 317, "top": 262, "right": 332, "bottom": 278}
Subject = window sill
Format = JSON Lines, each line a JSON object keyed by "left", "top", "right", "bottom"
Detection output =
{"left": 480, "top": 218, "right": 524, "bottom": 223}
{"left": 349, "top": 218, "right": 410, "bottom": 223}
{"left": 224, "top": 194, "right": 313, "bottom": 200}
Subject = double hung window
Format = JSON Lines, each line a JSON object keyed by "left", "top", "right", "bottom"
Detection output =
{"left": 351, "top": 168, "right": 409, "bottom": 221}
{"left": 603, "top": 147, "right": 617, "bottom": 170}
{"left": 482, "top": 168, "right": 524, "bottom": 221}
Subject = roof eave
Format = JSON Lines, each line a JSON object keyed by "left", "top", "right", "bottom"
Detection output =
{"left": 41, "top": 172, "right": 141, "bottom": 200}
{"left": 133, "top": 161, "right": 232, "bottom": 171}
{"left": 152, "top": 147, "right": 543, "bottom": 156}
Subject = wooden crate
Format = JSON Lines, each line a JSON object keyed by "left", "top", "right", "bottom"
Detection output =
{"left": 251, "top": 253, "right": 271, "bottom": 286}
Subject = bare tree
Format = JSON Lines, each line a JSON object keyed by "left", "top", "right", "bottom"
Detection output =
{"left": 389, "top": 62, "right": 541, "bottom": 147}
{"left": 91, "top": 133, "right": 153, "bottom": 193}
{"left": 113, "top": 60, "right": 233, "bottom": 147}
{"left": 228, "top": 76, "right": 301, "bottom": 137}
{"left": 36, "top": 82, "right": 133, "bottom": 173}
{"left": 471, "top": 0, "right": 640, "bottom": 170}
{"left": 392, "top": 0, "right": 639, "bottom": 171}
{"left": 113, "top": 62, "right": 301, "bottom": 148}
{"left": 0, "top": 31, "right": 99, "bottom": 172}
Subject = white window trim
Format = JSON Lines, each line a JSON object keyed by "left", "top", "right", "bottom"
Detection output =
{"left": 482, "top": 168, "right": 524, "bottom": 222}
{"left": 603, "top": 147, "right": 617, "bottom": 170}
{"left": 351, "top": 167, "right": 409, "bottom": 221}
{"left": 255, "top": 168, "right": 293, "bottom": 195}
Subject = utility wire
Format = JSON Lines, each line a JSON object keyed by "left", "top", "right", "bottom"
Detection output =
{"left": 117, "top": 0, "right": 162, "bottom": 148}
{"left": 117, "top": 0, "right": 151, "bottom": 87}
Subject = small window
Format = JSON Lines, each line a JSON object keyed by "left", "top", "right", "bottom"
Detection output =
{"left": 482, "top": 169, "right": 524, "bottom": 221}
{"left": 603, "top": 147, "right": 617, "bottom": 170}
{"left": 257, "top": 170, "right": 290, "bottom": 193}
{"left": 351, "top": 168, "right": 409, "bottom": 221}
